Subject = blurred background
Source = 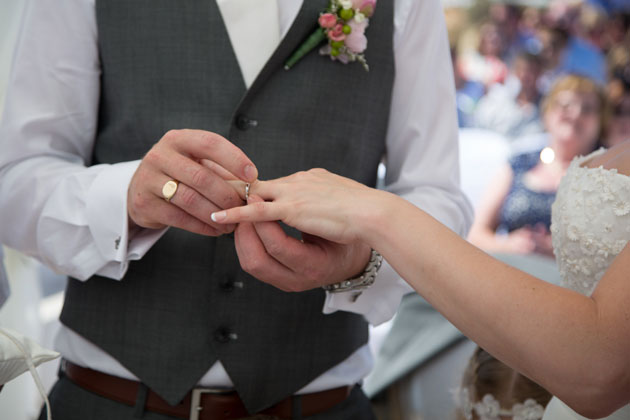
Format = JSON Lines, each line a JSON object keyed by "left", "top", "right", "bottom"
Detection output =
{"left": 1, "top": 0, "right": 629, "bottom": 419}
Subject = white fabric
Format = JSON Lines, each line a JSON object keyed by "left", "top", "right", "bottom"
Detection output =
{"left": 543, "top": 148, "right": 630, "bottom": 419}
{"left": 215, "top": 0, "right": 280, "bottom": 88}
{"left": 551, "top": 149, "right": 630, "bottom": 295}
{"left": 0, "top": 328, "right": 59, "bottom": 419}
{"left": 0, "top": 0, "right": 472, "bottom": 393}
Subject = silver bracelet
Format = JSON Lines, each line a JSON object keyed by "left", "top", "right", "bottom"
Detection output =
{"left": 322, "top": 249, "right": 383, "bottom": 294}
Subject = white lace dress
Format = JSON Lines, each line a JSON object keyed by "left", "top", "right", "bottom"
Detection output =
{"left": 542, "top": 149, "right": 630, "bottom": 420}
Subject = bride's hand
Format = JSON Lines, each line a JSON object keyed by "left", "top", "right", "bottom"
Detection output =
{"left": 212, "top": 168, "right": 382, "bottom": 245}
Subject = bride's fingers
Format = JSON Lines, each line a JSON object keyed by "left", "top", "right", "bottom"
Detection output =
{"left": 211, "top": 194, "right": 283, "bottom": 224}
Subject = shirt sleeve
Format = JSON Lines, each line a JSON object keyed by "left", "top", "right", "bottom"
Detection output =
{"left": 0, "top": 0, "right": 164, "bottom": 281}
{"left": 322, "top": 0, "right": 474, "bottom": 325}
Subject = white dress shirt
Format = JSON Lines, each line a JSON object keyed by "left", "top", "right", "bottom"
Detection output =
{"left": 0, "top": 0, "right": 473, "bottom": 393}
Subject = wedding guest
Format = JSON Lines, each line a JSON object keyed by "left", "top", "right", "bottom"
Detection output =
{"left": 536, "top": 26, "right": 570, "bottom": 95}
{"left": 459, "top": 21, "right": 509, "bottom": 88}
{"left": 0, "top": 0, "right": 472, "bottom": 418}
{"left": 455, "top": 347, "right": 552, "bottom": 420}
{"left": 468, "top": 75, "right": 603, "bottom": 257}
{"left": 452, "top": 47, "right": 485, "bottom": 128}
{"left": 212, "top": 140, "right": 630, "bottom": 419}
{"left": 472, "top": 52, "right": 544, "bottom": 140}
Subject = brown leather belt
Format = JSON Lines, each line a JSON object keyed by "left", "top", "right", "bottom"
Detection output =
{"left": 63, "top": 360, "right": 352, "bottom": 419}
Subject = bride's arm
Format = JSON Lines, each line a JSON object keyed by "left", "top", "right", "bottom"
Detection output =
{"left": 214, "top": 170, "right": 630, "bottom": 418}
{"left": 366, "top": 193, "right": 630, "bottom": 418}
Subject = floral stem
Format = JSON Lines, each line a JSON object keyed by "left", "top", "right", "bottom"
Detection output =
{"left": 284, "top": 27, "right": 327, "bottom": 70}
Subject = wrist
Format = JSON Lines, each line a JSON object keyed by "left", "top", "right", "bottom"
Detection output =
{"left": 358, "top": 189, "right": 398, "bottom": 249}
{"left": 323, "top": 249, "right": 383, "bottom": 294}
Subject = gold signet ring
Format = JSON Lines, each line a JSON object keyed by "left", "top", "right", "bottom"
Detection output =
{"left": 162, "top": 180, "right": 179, "bottom": 202}
{"left": 244, "top": 183, "right": 250, "bottom": 200}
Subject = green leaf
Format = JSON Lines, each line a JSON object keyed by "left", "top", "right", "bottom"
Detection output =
{"left": 284, "top": 27, "right": 327, "bottom": 70}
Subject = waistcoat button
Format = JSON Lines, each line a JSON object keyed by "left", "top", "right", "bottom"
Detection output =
{"left": 220, "top": 277, "right": 235, "bottom": 292}
{"left": 214, "top": 328, "right": 237, "bottom": 343}
{"left": 235, "top": 114, "right": 258, "bottom": 131}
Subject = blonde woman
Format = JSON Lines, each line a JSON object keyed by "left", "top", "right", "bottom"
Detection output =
{"left": 468, "top": 75, "right": 603, "bottom": 257}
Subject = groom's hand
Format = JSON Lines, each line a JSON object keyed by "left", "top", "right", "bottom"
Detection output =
{"left": 233, "top": 200, "right": 371, "bottom": 292}
{"left": 127, "top": 129, "right": 257, "bottom": 236}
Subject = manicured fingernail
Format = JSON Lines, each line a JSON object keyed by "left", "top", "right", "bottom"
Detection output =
{"left": 211, "top": 211, "right": 226, "bottom": 222}
{"left": 244, "top": 165, "right": 257, "bottom": 181}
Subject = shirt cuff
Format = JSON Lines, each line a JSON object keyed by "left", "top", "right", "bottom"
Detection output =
{"left": 322, "top": 261, "right": 412, "bottom": 326}
{"left": 86, "top": 160, "right": 166, "bottom": 280}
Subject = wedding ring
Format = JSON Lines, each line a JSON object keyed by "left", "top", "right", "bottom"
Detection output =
{"left": 244, "top": 183, "right": 250, "bottom": 200}
{"left": 162, "top": 180, "right": 179, "bottom": 202}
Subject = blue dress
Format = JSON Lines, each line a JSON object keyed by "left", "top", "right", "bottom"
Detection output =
{"left": 498, "top": 151, "right": 556, "bottom": 232}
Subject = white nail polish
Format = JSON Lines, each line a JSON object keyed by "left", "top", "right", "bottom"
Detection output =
{"left": 211, "top": 211, "right": 226, "bottom": 222}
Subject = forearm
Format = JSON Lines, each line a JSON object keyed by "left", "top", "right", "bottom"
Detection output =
{"left": 467, "top": 225, "right": 506, "bottom": 253}
{"left": 362, "top": 191, "right": 629, "bottom": 416}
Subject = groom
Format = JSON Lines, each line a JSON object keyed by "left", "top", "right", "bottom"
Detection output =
{"left": 0, "top": 0, "right": 472, "bottom": 418}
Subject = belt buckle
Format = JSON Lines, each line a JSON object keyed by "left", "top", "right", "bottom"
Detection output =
{"left": 189, "top": 388, "right": 234, "bottom": 420}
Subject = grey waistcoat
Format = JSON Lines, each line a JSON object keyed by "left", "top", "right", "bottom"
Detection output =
{"left": 60, "top": 0, "right": 394, "bottom": 413}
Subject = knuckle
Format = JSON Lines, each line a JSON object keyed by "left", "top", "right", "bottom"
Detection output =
{"left": 178, "top": 186, "right": 198, "bottom": 208}
{"left": 265, "top": 241, "right": 284, "bottom": 258}
{"left": 190, "top": 167, "right": 213, "bottom": 189}
{"left": 131, "top": 191, "right": 150, "bottom": 212}
{"left": 143, "top": 149, "right": 161, "bottom": 166}
{"left": 199, "top": 132, "right": 220, "bottom": 151}
{"left": 162, "top": 129, "right": 180, "bottom": 144}
{"left": 240, "top": 257, "right": 257, "bottom": 274}
{"left": 221, "top": 224, "right": 236, "bottom": 234}
{"left": 200, "top": 224, "right": 219, "bottom": 236}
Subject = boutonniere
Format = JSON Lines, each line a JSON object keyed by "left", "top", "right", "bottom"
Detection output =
{"left": 284, "top": 0, "right": 376, "bottom": 72}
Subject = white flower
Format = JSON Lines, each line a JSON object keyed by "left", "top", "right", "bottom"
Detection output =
{"left": 354, "top": 12, "right": 366, "bottom": 22}
{"left": 512, "top": 399, "right": 545, "bottom": 420}
{"left": 566, "top": 258, "right": 581, "bottom": 274}
{"left": 567, "top": 224, "right": 580, "bottom": 241}
{"left": 474, "top": 394, "right": 501, "bottom": 420}
{"left": 338, "top": 0, "right": 353, "bottom": 9}
{"left": 612, "top": 201, "right": 630, "bottom": 216}
{"left": 580, "top": 235, "right": 597, "bottom": 255}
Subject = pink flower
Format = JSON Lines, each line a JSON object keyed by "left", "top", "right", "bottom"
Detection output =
{"left": 345, "top": 19, "right": 368, "bottom": 53}
{"left": 345, "top": 32, "right": 367, "bottom": 53}
{"left": 351, "top": 0, "right": 364, "bottom": 8}
{"left": 358, "top": 0, "right": 376, "bottom": 17}
{"left": 318, "top": 13, "right": 337, "bottom": 29}
{"left": 349, "top": 18, "right": 368, "bottom": 34}
{"left": 327, "top": 23, "right": 346, "bottom": 42}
